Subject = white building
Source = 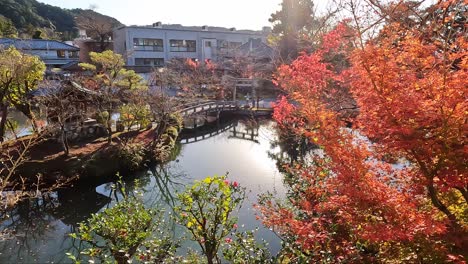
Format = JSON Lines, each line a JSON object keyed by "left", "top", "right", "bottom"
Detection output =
{"left": 113, "top": 22, "right": 271, "bottom": 68}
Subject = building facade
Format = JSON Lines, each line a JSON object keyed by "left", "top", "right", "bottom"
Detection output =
{"left": 113, "top": 23, "right": 270, "bottom": 68}
{"left": 0, "top": 38, "right": 80, "bottom": 69}
{"left": 73, "top": 38, "right": 113, "bottom": 64}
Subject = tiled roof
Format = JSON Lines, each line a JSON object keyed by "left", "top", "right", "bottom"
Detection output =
{"left": 0, "top": 38, "right": 79, "bottom": 51}
{"left": 238, "top": 39, "right": 274, "bottom": 58}
{"left": 31, "top": 81, "right": 100, "bottom": 97}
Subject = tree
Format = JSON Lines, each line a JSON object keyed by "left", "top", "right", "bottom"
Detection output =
{"left": 0, "top": 138, "right": 35, "bottom": 211}
{"left": 349, "top": 0, "right": 467, "bottom": 234}
{"left": 0, "top": 47, "right": 45, "bottom": 142}
{"left": 258, "top": 1, "right": 467, "bottom": 260}
{"left": 269, "top": 0, "right": 335, "bottom": 61}
{"left": 38, "top": 81, "right": 98, "bottom": 156}
{"left": 175, "top": 176, "right": 245, "bottom": 264}
{"left": 166, "top": 58, "right": 222, "bottom": 100}
{"left": 74, "top": 9, "right": 122, "bottom": 51}
{"left": 0, "top": 16, "right": 17, "bottom": 38}
{"left": 79, "top": 50, "right": 147, "bottom": 144}
{"left": 119, "top": 103, "right": 151, "bottom": 131}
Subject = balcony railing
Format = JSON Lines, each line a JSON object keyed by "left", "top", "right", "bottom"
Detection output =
{"left": 133, "top": 45, "right": 164, "bottom": 52}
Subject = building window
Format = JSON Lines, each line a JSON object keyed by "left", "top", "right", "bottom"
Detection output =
{"left": 135, "top": 58, "right": 164, "bottom": 66}
{"left": 69, "top": 51, "right": 79, "bottom": 58}
{"left": 169, "top": 39, "right": 196, "bottom": 52}
{"left": 205, "top": 41, "right": 211, "bottom": 47}
{"left": 57, "top": 50, "right": 65, "bottom": 58}
{"left": 133, "top": 38, "right": 164, "bottom": 51}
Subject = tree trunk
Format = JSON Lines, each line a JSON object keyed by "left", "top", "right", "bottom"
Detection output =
{"left": 0, "top": 103, "right": 8, "bottom": 142}
{"left": 206, "top": 251, "right": 215, "bottom": 264}
{"left": 60, "top": 126, "right": 69, "bottom": 156}
{"left": 13, "top": 102, "right": 41, "bottom": 135}
{"left": 113, "top": 251, "right": 129, "bottom": 264}
{"left": 455, "top": 187, "right": 468, "bottom": 204}
{"left": 106, "top": 121, "right": 112, "bottom": 145}
{"left": 6, "top": 119, "right": 18, "bottom": 140}
{"left": 427, "top": 179, "right": 460, "bottom": 228}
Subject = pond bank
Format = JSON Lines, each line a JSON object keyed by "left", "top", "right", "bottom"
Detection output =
{"left": 10, "top": 114, "right": 182, "bottom": 189}
{"left": 0, "top": 117, "right": 286, "bottom": 263}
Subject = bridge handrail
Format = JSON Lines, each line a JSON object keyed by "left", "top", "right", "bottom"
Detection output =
{"left": 176, "top": 100, "right": 239, "bottom": 116}
{"left": 176, "top": 100, "right": 216, "bottom": 110}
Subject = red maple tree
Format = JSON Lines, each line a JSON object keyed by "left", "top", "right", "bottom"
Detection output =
{"left": 258, "top": 1, "right": 466, "bottom": 262}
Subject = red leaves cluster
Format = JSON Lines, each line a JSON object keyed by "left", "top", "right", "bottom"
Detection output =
{"left": 351, "top": 23, "right": 467, "bottom": 192}
{"left": 260, "top": 2, "right": 466, "bottom": 261}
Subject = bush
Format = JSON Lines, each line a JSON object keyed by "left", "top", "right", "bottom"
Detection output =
{"left": 95, "top": 111, "right": 110, "bottom": 125}
{"left": 165, "top": 126, "right": 179, "bottom": 139}
{"left": 175, "top": 175, "right": 245, "bottom": 264}
{"left": 119, "top": 104, "right": 152, "bottom": 131}
{"left": 69, "top": 182, "right": 178, "bottom": 264}
{"left": 223, "top": 229, "right": 272, "bottom": 264}
{"left": 151, "top": 114, "right": 181, "bottom": 163}
{"left": 115, "top": 141, "right": 146, "bottom": 172}
{"left": 168, "top": 113, "right": 183, "bottom": 131}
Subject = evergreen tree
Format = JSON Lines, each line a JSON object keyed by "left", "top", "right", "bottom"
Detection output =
{"left": 269, "top": 0, "right": 316, "bottom": 61}
{"left": 0, "top": 15, "right": 17, "bottom": 38}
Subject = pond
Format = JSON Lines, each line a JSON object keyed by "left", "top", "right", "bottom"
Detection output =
{"left": 0, "top": 117, "right": 287, "bottom": 263}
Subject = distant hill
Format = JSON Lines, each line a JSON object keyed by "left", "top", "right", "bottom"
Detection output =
{"left": 0, "top": 0, "right": 122, "bottom": 40}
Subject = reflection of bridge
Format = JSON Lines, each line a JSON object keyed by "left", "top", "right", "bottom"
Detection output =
{"left": 179, "top": 119, "right": 237, "bottom": 144}
{"left": 178, "top": 118, "right": 261, "bottom": 145}
{"left": 176, "top": 100, "right": 239, "bottom": 117}
{"left": 229, "top": 125, "right": 259, "bottom": 143}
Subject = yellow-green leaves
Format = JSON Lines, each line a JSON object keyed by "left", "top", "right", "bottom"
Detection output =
{"left": 175, "top": 175, "right": 245, "bottom": 264}
{"left": 79, "top": 50, "right": 147, "bottom": 92}
{"left": 0, "top": 47, "right": 45, "bottom": 105}
{"left": 77, "top": 62, "right": 96, "bottom": 71}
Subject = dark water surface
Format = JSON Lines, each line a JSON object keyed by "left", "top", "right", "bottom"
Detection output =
{"left": 0, "top": 118, "right": 286, "bottom": 263}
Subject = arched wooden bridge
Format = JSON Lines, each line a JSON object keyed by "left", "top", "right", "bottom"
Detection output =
{"left": 175, "top": 100, "right": 240, "bottom": 117}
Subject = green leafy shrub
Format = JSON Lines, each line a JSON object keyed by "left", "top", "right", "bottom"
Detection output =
{"left": 119, "top": 104, "right": 152, "bottom": 131}
{"left": 165, "top": 126, "right": 179, "bottom": 138}
{"left": 222, "top": 229, "right": 272, "bottom": 264}
{"left": 115, "top": 141, "right": 146, "bottom": 172}
{"left": 70, "top": 183, "right": 177, "bottom": 264}
{"left": 175, "top": 175, "right": 246, "bottom": 264}
{"left": 168, "top": 113, "right": 183, "bottom": 131}
{"left": 152, "top": 113, "right": 182, "bottom": 163}
{"left": 96, "top": 111, "right": 110, "bottom": 125}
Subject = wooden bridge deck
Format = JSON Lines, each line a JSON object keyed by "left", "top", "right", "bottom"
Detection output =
{"left": 176, "top": 101, "right": 239, "bottom": 117}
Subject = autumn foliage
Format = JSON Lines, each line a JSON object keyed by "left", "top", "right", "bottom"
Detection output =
{"left": 259, "top": 1, "right": 466, "bottom": 262}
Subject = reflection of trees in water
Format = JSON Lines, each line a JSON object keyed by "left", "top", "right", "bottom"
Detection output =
{"left": 53, "top": 188, "right": 112, "bottom": 225}
{"left": 267, "top": 126, "right": 320, "bottom": 199}
{"left": 268, "top": 133, "right": 312, "bottom": 170}
{"left": 147, "top": 162, "right": 187, "bottom": 209}
{"left": 66, "top": 162, "right": 189, "bottom": 257}
{"left": 0, "top": 193, "right": 60, "bottom": 261}
{"left": 0, "top": 186, "right": 115, "bottom": 262}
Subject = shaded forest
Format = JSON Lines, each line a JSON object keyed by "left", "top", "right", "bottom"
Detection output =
{"left": 0, "top": 0, "right": 121, "bottom": 40}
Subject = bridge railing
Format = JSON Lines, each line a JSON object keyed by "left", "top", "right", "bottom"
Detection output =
{"left": 176, "top": 100, "right": 239, "bottom": 117}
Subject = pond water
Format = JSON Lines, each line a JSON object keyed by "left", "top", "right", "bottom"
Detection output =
{"left": 0, "top": 117, "right": 287, "bottom": 263}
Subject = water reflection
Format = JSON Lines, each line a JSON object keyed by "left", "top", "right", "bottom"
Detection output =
{"left": 3, "top": 110, "right": 39, "bottom": 140}
{"left": 0, "top": 117, "right": 286, "bottom": 263}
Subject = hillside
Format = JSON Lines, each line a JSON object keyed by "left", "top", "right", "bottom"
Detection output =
{"left": 0, "top": 0, "right": 122, "bottom": 40}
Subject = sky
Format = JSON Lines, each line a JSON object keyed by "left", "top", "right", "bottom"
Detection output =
{"left": 37, "top": 0, "right": 288, "bottom": 30}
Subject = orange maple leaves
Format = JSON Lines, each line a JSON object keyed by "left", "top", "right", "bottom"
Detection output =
{"left": 259, "top": 1, "right": 467, "bottom": 261}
